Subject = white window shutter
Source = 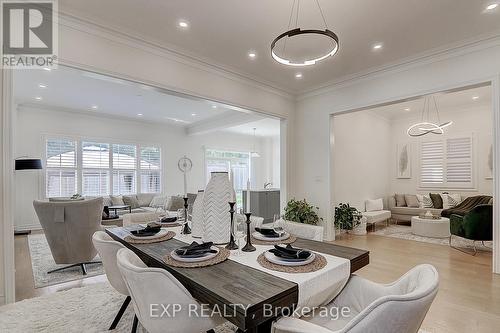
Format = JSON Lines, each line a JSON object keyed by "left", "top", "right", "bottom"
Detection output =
{"left": 420, "top": 140, "right": 444, "bottom": 185}
{"left": 446, "top": 137, "right": 472, "bottom": 185}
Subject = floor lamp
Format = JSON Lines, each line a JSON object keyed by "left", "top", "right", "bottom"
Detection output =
{"left": 14, "top": 158, "right": 43, "bottom": 235}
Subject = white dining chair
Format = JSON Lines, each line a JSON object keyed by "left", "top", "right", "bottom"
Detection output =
{"left": 122, "top": 212, "right": 160, "bottom": 227}
{"left": 278, "top": 219, "right": 324, "bottom": 241}
{"left": 272, "top": 264, "right": 439, "bottom": 333}
{"left": 116, "top": 248, "right": 225, "bottom": 333}
{"left": 92, "top": 231, "right": 134, "bottom": 331}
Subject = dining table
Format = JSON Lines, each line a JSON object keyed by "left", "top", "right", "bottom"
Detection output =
{"left": 106, "top": 225, "right": 369, "bottom": 333}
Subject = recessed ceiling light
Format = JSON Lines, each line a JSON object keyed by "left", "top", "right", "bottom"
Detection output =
{"left": 35, "top": 96, "right": 42, "bottom": 100}
{"left": 486, "top": 3, "right": 499, "bottom": 11}
{"left": 178, "top": 20, "right": 189, "bottom": 29}
{"left": 91, "top": 105, "right": 98, "bottom": 110}
{"left": 42, "top": 67, "right": 51, "bottom": 71}
{"left": 248, "top": 51, "right": 257, "bottom": 59}
{"left": 137, "top": 113, "right": 143, "bottom": 116}
{"left": 191, "top": 113, "right": 197, "bottom": 116}
{"left": 472, "top": 96, "right": 480, "bottom": 100}
{"left": 372, "top": 43, "right": 383, "bottom": 50}
{"left": 295, "top": 73, "right": 303, "bottom": 79}
{"left": 38, "top": 84, "right": 47, "bottom": 88}
{"left": 211, "top": 105, "right": 217, "bottom": 109}
{"left": 404, "top": 108, "right": 411, "bottom": 111}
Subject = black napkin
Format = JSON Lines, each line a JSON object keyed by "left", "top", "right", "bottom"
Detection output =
{"left": 269, "top": 244, "right": 311, "bottom": 260}
{"left": 255, "top": 227, "right": 280, "bottom": 238}
{"left": 130, "top": 224, "right": 161, "bottom": 237}
{"left": 175, "top": 241, "right": 217, "bottom": 256}
{"left": 160, "top": 216, "right": 178, "bottom": 223}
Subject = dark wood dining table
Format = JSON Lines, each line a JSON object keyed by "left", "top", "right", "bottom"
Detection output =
{"left": 106, "top": 227, "right": 369, "bottom": 332}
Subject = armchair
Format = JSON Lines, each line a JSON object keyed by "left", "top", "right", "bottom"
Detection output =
{"left": 449, "top": 204, "right": 493, "bottom": 255}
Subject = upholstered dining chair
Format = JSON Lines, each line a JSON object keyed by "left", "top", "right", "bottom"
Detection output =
{"left": 33, "top": 198, "right": 103, "bottom": 275}
{"left": 278, "top": 219, "right": 324, "bottom": 241}
{"left": 272, "top": 264, "right": 439, "bottom": 333}
{"left": 92, "top": 231, "right": 133, "bottom": 331}
{"left": 122, "top": 212, "right": 160, "bottom": 227}
{"left": 116, "top": 248, "right": 225, "bottom": 333}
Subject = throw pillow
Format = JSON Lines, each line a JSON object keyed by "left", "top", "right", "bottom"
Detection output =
{"left": 110, "top": 195, "right": 124, "bottom": 206}
{"left": 395, "top": 194, "right": 407, "bottom": 207}
{"left": 429, "top": 193, "right": 443, "bottom": 209}
{"left": 122, "top": 195, "right": 140, "bottom": 209}
{"left": 365, "top": 198, "right": 384, "bottom": 212}
{"left": 416, "top": 194, "right": 434, "bottom": 208}
{"left": 446, "top": 194, "right": 461, "bottom": 208}
{"left": 404, "top": 194, "right": 419, "bottom": 208}
{"left": 166, "top": 195, "right": 184, "bottom": 211}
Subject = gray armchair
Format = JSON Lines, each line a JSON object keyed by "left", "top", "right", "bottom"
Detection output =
{"left": 33, "top": 198, "right": 104, "bottom": 275}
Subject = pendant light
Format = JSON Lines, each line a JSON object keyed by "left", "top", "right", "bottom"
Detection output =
{"left": 407, "top": 95, "right": 452, "bottom": 137}
{"left": 250, "top": 128, "right": 260, "bottom": 158}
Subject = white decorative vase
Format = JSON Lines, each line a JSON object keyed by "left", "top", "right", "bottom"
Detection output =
{"left": 191, "top": 190, "right": 204, "bottom": 238}
{"left": 351, "top": 216, "right": 367, "bottom": 235}
{"left": 202, "top": 172, "right": 236, "bottom": 244}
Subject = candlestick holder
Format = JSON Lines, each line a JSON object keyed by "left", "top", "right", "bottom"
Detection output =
{"left": 181, "top": 197, "right": 191, "bottom": 234}
{"left": 242, "top": 212, "right": 256, "bottom": 252}
{"left": 225, "top": 202, "right": 238, "bottom": 250}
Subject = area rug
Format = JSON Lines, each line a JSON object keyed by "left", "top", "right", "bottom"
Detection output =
{"left": 28, "top": 234, "right": 105, "bottom": 288}
{"left": 372, "top": 225, "right": 492, "bottom": 251}
{"left": 0, "top": 282, "right": 431, "bottom": 333}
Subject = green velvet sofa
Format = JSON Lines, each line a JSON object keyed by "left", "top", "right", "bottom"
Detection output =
{"left": 449, "top": 204, "right": 493, "bottom": 255}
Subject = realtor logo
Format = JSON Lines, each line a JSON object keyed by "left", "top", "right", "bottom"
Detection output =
{"left": 1, "top": 0, "right": 58, "bottom": 68}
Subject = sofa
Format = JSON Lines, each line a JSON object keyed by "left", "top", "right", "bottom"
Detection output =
{"left": 388, "top": 193, "right": 463, "bottom": 223}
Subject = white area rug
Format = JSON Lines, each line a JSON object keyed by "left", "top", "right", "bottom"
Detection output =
{"left": 28, "top": 233, "right": 104, "bottom": 288}
{"left": 373, "top": 225, "right": 492, "bottom": 251}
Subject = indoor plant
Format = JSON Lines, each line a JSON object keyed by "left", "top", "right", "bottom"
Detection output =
{"left": 334, "top": 203, "right": 362, "bottom": 232}
{"left": 283, "top": 199, "right": 322, "bottom": 225}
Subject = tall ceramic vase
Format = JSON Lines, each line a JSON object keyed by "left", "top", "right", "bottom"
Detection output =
{"left": 191, "top": 190, "right": 204, "bottom": 238}
{"left": 202, "top": 172, "right": 236, "bottom": 244}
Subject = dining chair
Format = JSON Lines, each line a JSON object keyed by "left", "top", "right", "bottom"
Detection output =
{"left": 272, "top": 264, "right": 439, "bottom": 333}
{"left": 92, "top": 231, "right": 133, "bottom": 331}
{"left": 116, "top": 248, "right": 225, "bottom": 333}
{"left": 122, "top": 212, "right": 160, "bottom": 227}
{"left": 279, "top": 219, "right": 324, "bottom": 241}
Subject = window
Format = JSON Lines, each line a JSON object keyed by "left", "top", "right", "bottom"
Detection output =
{"left": 420, "top": 136, "right": 473, "bottom": 189}
{"left": 112, "top": 144, "right": 137, "bottom": 195}
{"left": 82, "top": 142, "right": 110, "bottom": 196}
{"left": 45, "top": 138, "right": 161, "bottom": 197}
{"left": 205, "top": 149, "right": 250, "bottom": 206}
{"left": 46, "top": 138, "right": 77, "bottom": 197}
{"left": 140, "top": 146, "right": 161, "bottom": 193}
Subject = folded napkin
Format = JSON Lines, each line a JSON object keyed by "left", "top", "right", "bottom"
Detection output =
{"left": 160, "top": 216, "right": 177, "bottom": 223}
{"left": 255, "top": 227, "right": 280, "bottom": 238}
{"left": 269, "top": 244, "right": 311, "bottom": 260}
{"left": 175, "top": 241, "right": 216, "bottom": 257}
{"left": 130, "top": 224, "right": 161, "bottom": 237}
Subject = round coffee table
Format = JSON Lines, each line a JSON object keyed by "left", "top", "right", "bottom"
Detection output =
{"left": 411, "top": 216, "right": 450, "bottom": 238}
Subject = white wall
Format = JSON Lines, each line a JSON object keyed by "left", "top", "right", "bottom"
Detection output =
{"left": 390, "top": 106, "right": 493, "bottom": 196}
{"left": 14, "top": 106, "right": 278, "bottom": 231}
{"left": 332, "top": 111, "right": 391, "bottom": 212}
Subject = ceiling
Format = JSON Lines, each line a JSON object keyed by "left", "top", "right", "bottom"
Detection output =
{"left": 59, "top": 0, "right": 500, "bottom": 93}
{"left": 367, "top": 85, "right": 492, "bottom": 120}
{"left": 13, "top": 66, "right": 280, "bottom": 137}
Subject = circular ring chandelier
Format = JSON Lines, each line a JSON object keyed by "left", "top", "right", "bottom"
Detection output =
{"left": 271, "top": 28, "right": 339, "bottom": 67}
{"left": 271, "top": 0, "right": 339, "bottom": 67}
{"left": 407, "top": 95, "right": 453, "bottom": 137}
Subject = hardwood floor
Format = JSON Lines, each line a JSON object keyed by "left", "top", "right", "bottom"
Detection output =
{"left": 14, "top": 231, "right": 500, "bottom": 332}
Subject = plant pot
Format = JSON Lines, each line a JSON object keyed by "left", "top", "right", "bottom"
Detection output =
{"left": 351, "top": 216, "right": 367, "bottom": 235}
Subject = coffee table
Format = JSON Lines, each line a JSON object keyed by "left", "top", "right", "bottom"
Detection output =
{"left": 108, "top": 205, "right": 132, "bottom": 215}
{"left": 411, "top": 215, "right": 450, "bottom": 238}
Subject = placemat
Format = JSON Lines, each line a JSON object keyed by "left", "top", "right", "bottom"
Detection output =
{"left": 257, "top": 252, "right": 327, "bottom": 273}
{"left": 159, "top": 222, "right": 182, "bottom": 227}
{"left": 251, "top": 234, "right": 297, "bottom": 245}
{"left": 124, "top": 231, "right": 176, "bottom": 244}
{"left": 163, "top": 247, "right": 230, "bottom": 268}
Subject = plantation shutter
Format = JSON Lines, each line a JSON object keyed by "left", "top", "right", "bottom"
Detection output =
{"left": 420, "top": 140, "right": 444, "bottom": 186}
{"left": 46, "top": 138, "right": 77, "bottom": 197}
{"left": 113, "top": 144, "right": 137, "bottom": 194}
{"left": 446, "top": 137, "right": 472, "bottom": 186}
{"left": 82, "top": 142, "right": 110, "bottom": 196}
{"left": 140, "top": 146, "right": 161, "bottom": 193}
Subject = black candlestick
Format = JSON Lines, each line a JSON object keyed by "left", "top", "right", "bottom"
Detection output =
{"left": 181, "top": 197, "right": 191, "bottom": 234}
{"left": 225, "top": 202, "right": 238, "bottom": 250}
{"left": 242, "top": 212, "right": 256, "bottom": 252}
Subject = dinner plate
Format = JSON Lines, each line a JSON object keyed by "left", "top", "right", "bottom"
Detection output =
{"left": 252, "top": 231, "right": 290, "bottom": 241}
{"left": 129, "top": 228, "right": 169, "bottom": 240}
{"left": 264, "top": 250, "right": 315, "bottom": 266}
{"left": 170, "top": 246, "right": 219, "bottom": 263}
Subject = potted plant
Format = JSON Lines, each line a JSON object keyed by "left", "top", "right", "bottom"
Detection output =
{"left": 334, "top": 203, "right": 362, "bottom": 234}
{"left": 284, "top": 199, "right": 322, "bottom": 225}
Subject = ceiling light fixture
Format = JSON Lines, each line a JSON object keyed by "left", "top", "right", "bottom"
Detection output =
{"left": 404, "top": 108, "right": 411, "bottom": 111}
{"left": 137, "top": 113, "right": 143, "bottom": 116}
{"left": 38, "top": 84, "right": 47, "bottom": 88}
{"left": 372, "top": 43, "right": 383, "bottom": 50}
{"left": 212, "top": 105, "right": 218, "bottom": 109}
{"left": 35, "top": 96, "right": 42, "bottom": 100}
{"left": 250, "top": 128, "right": 260, "bottom": 158}
{"left": 407, "top": 95, "right": 452, "bottom": 137}
{"left": 248, "top": 51, "right": 257, "bottom": 59}
{"left": 486, "top": 3, "right": 499, "bottom": 11}
{"left": 191, "top": 113, "right": 197, "bottom": 116}
{"left": 91, "top": 105, "right": 98, "bottom": 110}
{"left": 271, "top": 0, "right": 339, "bottom": 67}
{"left": 295, "top": 73, "right": 303, "bottom": 79}
{"left": 42, "top": 67, "right": 51, "bottom": 71}
{"left": 472, "top": 96, "right": 479, "bottom": 100}
{"left": 178, "top": 20, "right": 189, "bottom": 28}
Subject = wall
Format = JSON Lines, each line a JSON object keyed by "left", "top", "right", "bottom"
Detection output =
{"left": 390, "top": 106, "right": 493, "bottom": 196}
{"left": 332, "top": 111, "right": 391, "bottom": 212}
{"left": 14, "top": 106, "right": 278, "bottom": 231}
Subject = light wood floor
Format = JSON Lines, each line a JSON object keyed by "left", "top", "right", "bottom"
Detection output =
{"left": 14, "top": 231, "right": 500, "bottom": 333}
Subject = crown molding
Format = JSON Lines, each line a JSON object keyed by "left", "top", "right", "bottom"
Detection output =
{"left": 298, "top": 30, "right": 500, "bottom": 101}
{"left": 57, "top": 12, "right": 295, "bottom": 100}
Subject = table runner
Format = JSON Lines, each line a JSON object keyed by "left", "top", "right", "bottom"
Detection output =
{"left": 167, "top": 226, "right": 351, "bottom": 310}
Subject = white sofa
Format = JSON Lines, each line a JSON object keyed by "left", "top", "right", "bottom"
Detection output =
{"left": 361, "top": 198, "right": 391, "bottom": 229}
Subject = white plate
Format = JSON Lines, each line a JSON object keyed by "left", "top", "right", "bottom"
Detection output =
{"left": 170, "top": 246, "right": 219, "bottom": 263}
{"left": 129, "top": 229, "right": 169, "bottom": 240}
{"left": 252, "top": 231, "right": 290, "bottom": 241}
{"left": 264, "top": 251, "right": 316, "bottom": 266}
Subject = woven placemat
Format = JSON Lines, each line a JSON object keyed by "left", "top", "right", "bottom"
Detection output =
{"left": 124, "top": 231, "right": 176, "bottom": 244}
{"left": 159, "top": 222, "right": 182, "bottom": 228}
{"left": 251, "top": 234, "right": 297, "bottom": 246}
{"left": 257, "top": 252, "right": 327, "bottom": 273}
{"left": 163, "top": 247, "right": 230, "bottom": 268}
